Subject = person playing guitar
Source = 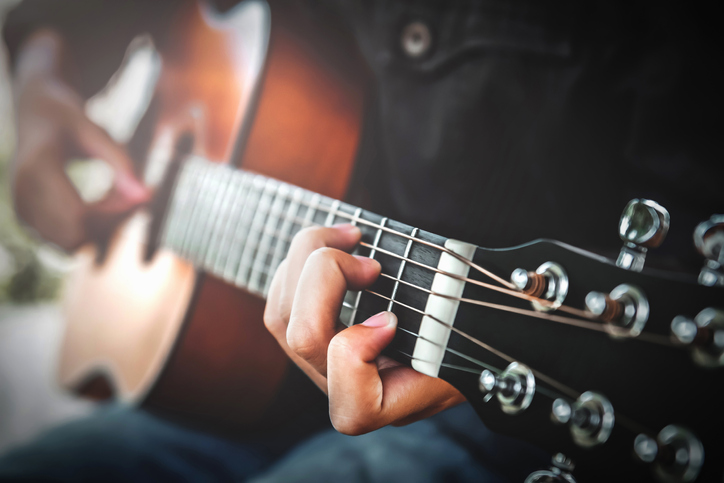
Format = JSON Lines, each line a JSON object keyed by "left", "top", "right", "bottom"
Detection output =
{"left": 2, "top": 0, "right": 722, "bottom": 481}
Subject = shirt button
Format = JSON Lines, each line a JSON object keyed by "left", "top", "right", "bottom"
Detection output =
{"left": 400, "top": 21, "right": 432, "bottom": 59}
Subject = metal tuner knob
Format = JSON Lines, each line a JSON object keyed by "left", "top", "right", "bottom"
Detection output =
{"left": 585, "top": 284, "right": 649, "bottom": 337}
{"left": 550, "top": 392, "right": 614, "bottom": 448}
{"left": 634, "top": 426, "right": 704, "bottom": 483}
{"left": 671, "top": 308, "right": 724, "bottom": 367}
{"left": 693, "top": 214, "right": 724, "bottom": 287}
{"left": 478, "top": 362, "right": 535, "bottom": 415}
{"left": 617, "top": 199, "right": 670, "bottom": 272}
{"left": 510, "top": 262, "right": 569, "bottom": 312}
{"left": 525, "top": 453, "right": 577, "bottom": 483}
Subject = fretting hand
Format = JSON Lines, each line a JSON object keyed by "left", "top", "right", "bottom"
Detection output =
{"left": 264, "top": 224, "right": 465, "bottom": 435}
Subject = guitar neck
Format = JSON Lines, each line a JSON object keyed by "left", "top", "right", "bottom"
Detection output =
{"left": 160, "top": 157, "right": 474, "bottom": 362}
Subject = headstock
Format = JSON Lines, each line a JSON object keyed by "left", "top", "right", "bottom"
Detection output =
{"left": 436, "top": 200, "right": 724, "bottom": 482}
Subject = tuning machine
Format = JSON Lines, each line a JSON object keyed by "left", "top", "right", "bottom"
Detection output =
{"left": 671, "top": 308, "right": 724, "bottom": 367}
{"left": 634, "top": 426, "right": 704, "bottom": 483}
{"left": 585, "top": 284, "right": 649, "bottom": 337}
{"left": 478, "top": 362, "right": 535, "bottom": 415}
{"left": 694, "top": 214, "right": 724, "bottom": 287}
{"left": 511, "top": 262, "right": 569, "bottom": 312}
{"left": 525, "top": 453, "right": 577, "bottom": 483}
{"left": 551, "top": 392, "right": 615, "bottom": 448}
{"left": 617, "top": 199, "right": 670, "bottom": 272}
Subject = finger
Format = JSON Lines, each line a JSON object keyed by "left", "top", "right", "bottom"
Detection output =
{"left": 13, "top": 149, "right": 88, "bottom": 251}
{"left": 264, "top": 259, "right": 329, "bottom": 392}
{"left": 287, "top": 247, "right": 380, "bottom": 376}
{"left": 73, "top": 114, "right": 150, "bottom": 212}
{"left": 264, "top": 259, "right": 289, "bottom": 340}
{"left": 327, "top": 312, "right": 464, "bottom": 435}
{"left": 279, "top": 224, "right": 363, "bottom": 323}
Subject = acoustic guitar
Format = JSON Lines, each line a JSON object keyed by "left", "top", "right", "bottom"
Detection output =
{"left": 59, "top": 1, "right": 724, "bottom": 481}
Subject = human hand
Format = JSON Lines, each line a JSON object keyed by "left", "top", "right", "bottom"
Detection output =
{"left": 264, "top": 224, "right": 466, "bottom": 435}
{"left": 11, "top": 31, "right": 149, "bottom": 251}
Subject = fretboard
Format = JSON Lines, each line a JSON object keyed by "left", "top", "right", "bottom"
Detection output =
{"left": 161, "top": 157, "right": 476, "bottom": 376}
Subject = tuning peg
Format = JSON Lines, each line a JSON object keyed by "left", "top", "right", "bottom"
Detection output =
{"left": 525, "top": 453, "right": 577, "bottom": 483}
{"left": 671, "top": 308, "right": 724, "bottom": 367}
{"left": 693, "top": 214, "right": 724, "bottom": 287}
{"left": 510, "top": 262, "right": 569, "bottom": 312}
{"left": 584, "top": 284, "right": 649, "bottom": 337}
{"left": 616, "top": 199, "right": 670, "bottom": 272}
{"left": 478, "top": 362, "right": 535, "bottom": 415}
{"left": 550, "top": 392, "right": 615, "bottom": 448}
{"left": 633, "top": 426, "right": 704, "bottom": 483}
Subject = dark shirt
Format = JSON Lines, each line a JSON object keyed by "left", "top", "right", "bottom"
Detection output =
{"left": 4, "top": 0, "right": 723, "bottom": 272}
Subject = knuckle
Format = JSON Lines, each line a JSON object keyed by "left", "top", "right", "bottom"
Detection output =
{"left": 290, "top": 226, "right": 326, "bottom": 250}
{"left": 327, "top": 334, "right": 356, "bottom": 363}
{"left": 286, "top": 323, "right": 319, "bottom": 361}
{"left": 262, "top": 309, "right": 285, "bottom": 338}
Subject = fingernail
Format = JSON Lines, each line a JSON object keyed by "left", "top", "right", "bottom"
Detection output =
{"left": 361, "top": 311, "right": 396, "bottom": 328}
{"left": 333, "top": 223, "right": 361, "bottom": 236}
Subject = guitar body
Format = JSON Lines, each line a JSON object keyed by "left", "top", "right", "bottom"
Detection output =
{"left": 60, "top": 0, "right": 368, "bottom": 428}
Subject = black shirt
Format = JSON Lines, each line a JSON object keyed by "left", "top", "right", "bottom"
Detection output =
{"left": 4, "top": 0, "right": 723, "bottom": 268}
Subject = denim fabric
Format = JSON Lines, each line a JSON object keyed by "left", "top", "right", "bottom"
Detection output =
{"left": 0, "top": 403, "right": 547, "bottom": 482}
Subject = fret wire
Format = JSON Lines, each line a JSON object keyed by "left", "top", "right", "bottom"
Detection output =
{"left": 178, "top": 162, "right": 214, "bottom": 259}
{"left": 264, "top": 186, "right": 305, "bottom": 296}
{"left": 388, "top": 227, "right": 417, "bottom": 312}
{"left": 249, "top": 182, "right": 289, "bottom": 293}
{"left": 324, "top": 199, "right": 341, "bottom": 227}
{"left": 303, "top": 193, "right": 321, "bottom": 228}
{"left": 162, "top": 160, "right": 198, "bottom": 250}
{"left": 194, "top": 166, "right": 234, "bottom": 266}
{"left": 346, "top": 207, "right": 364, "bottom": 327}
{"left": 350, "top": 217, "right": 386, "bottom": 326}
{"left": 235, "top": 178, "right": 279, "bottom": 287}
{"left": 185, "top": 164, "right": 220, "bottom": 263}
{"left": 170, "top": 163, "right": 631, "bottom": 346}
{"left": 222, "top": 174, "right": 265, "bottom": 281}
{"left": 203, "top": 166, "right": 242, "bottom": 269}
{"left": 213, "top": 172, "right": 252, "bottom": 275}
{"left": 316, "top": 201, "right": 514, "bottom": 290}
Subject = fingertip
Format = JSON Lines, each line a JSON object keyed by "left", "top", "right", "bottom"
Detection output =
{"left": 354, "top": 255, "right": 381, "bottom": 273}
{"left": 361, "top": 311, "right": 397, "bottom": 329}
{"left": 114, "top": 171, "right": 151, "bottom": 204}
{"left": 332, "top": 223, "right": 362, "bottom": 240}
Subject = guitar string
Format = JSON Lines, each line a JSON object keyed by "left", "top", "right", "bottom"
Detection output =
{"left": 370, "top": 309, "right": 654, "bottom": 438}
{"left": 196, "top": 208, "right": 674, "bottom": 348}
{"left": 179, "top": 161, "right": 658, "bottom": 438}
{"left": 181, "top": 162, "right": 629, "bottom": 325}
{"left": 352, "top": 305, "right": 565, "bottom": 401}
{"left": 375, "top": 273, "right": 674, "bottom": 347}
{"left": 186, "top": 160, "right": 515, "bottom": 288}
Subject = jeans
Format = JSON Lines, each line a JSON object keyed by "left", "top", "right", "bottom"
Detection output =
{"left": 0, "top": 402, "right": 547, "bottom": 482}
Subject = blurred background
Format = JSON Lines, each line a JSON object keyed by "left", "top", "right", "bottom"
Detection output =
{"left": 0, "top": 0, "right": 94, "bottom": 457}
